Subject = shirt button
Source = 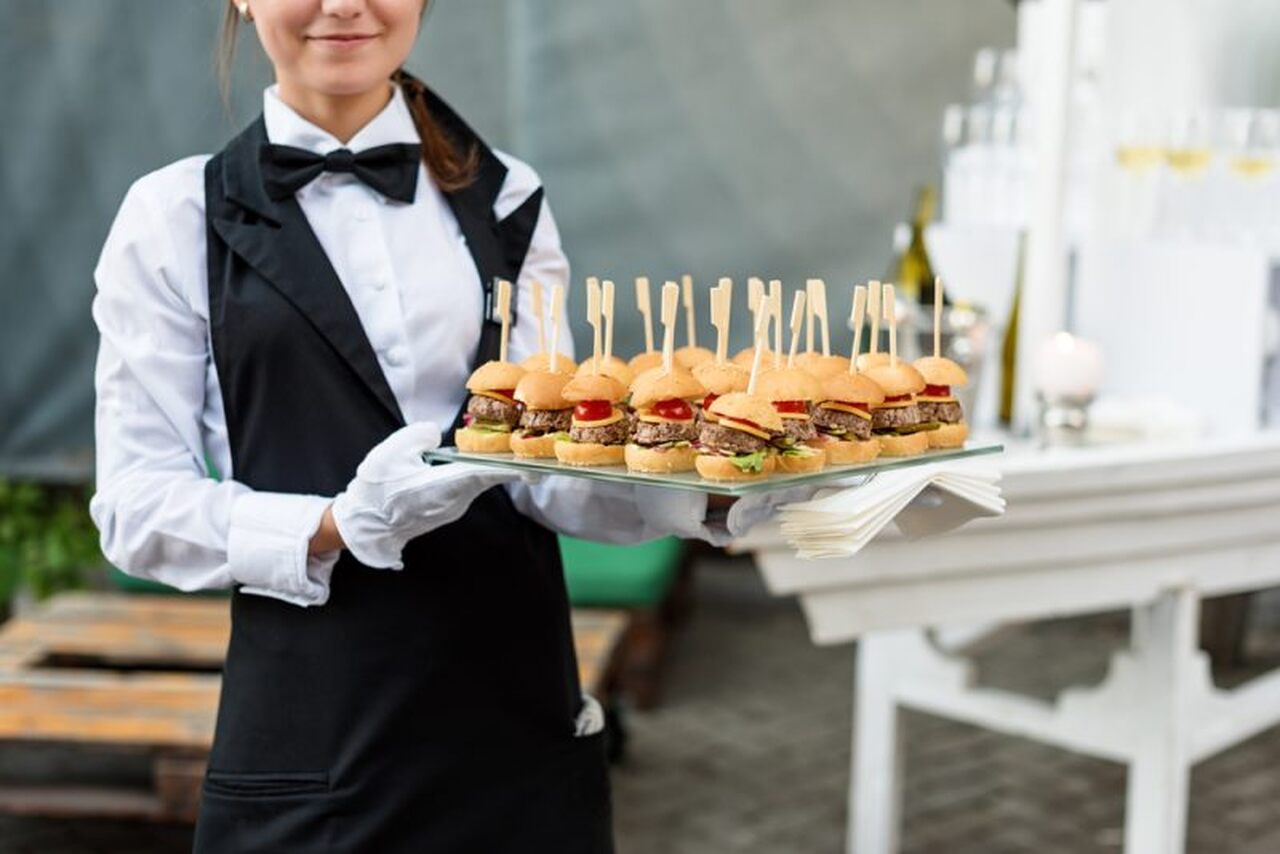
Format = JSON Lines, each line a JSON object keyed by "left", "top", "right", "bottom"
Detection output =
{"left": 385, "top": 346, "right": 408, "bottom": 367}
{"left": 372, "top": 277, "right": 387, "bottom": 292}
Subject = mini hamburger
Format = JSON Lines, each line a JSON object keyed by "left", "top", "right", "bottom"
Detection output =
{"left": 755, "top": 367, "right": 826, "bottom": 474}
{"left": 692, "top": 360, "right": 749, "bottom": 417}
{"left": 520, "top": 351, "right": 577, "bottom": 374}
{"left": 456, "top": 360, "right": 526, "bottom": 453}
{"left": 731, "top": 346, "right": 777, "bottom": 369}
{"left": 813, "top": 371, "right": 885, "bottom": 464}
{"left": 862, "top": 361, "right": 931, "bottom": 457}
{"left": 695, "top": 392, "right": 783, "bottom": 482}
{"left": 555, "top": 373, "right": 629, "bottom": 466}
{"left": 576, "top": 355, "right": 635, "bottom": 388}
{"left": 913, "top": 356, "right": 970, "bottom": 449}
{"left": 855, "top": 352, "right": 892, "bottom": 373}
{"left": 511, "top": 370, "right": 573, "bottom": 458}
{"left": 626, "top": 369, "right": 705, "bottom": 473}
{"left": 675, "top": 345, "right": 715, "bottom": 370}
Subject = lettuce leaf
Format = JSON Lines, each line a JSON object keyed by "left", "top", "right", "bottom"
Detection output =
{"left": 780, "top": 445, "right": 818, "bottom": 458}
{"left": 467, "top": 422, "right": 512, "bottom": 434}
{"left": 728, "top": 449, "right": 768, "bottom": 473}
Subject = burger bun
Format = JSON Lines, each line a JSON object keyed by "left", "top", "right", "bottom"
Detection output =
{"left": 554, "top": 440, "right": 626, "bottom": 467}
{"left": 695, "top": 452, "right": 778, "bottom": 482}
{"left": 876, "top": 430, "right": 931, "bottom": 457}
{"left": 625, "top": 443, "right": 697, "bottom": 473}
{"left": 455, "top": 427, "right": 512, "bottom": 454}
{"left": 510, "top": 432, "right": 560, "bottom": 459}
{"left": 928, "top": 421, "right": 968, "bottom": 449}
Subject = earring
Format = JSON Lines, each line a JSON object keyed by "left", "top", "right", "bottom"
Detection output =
{"left": 236, "top": 1, "right": 253, "bottom": 21}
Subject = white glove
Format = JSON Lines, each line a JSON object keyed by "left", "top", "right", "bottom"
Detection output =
{"left": 330, "top": 422, "right": 525, "bottom": 570}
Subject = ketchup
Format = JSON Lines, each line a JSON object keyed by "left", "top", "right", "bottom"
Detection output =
{"left": 573, "top": 400, "right": 614, "bottom": 422}
{"left": 773, "top": 399, "right": 808, "bottom": 415}
{"left": 493, "top": 388, "right": 516, "bottom": 399}
{"left": 883, "top": 394, "right": 913, "bottom": 404}
{"left": 653, "top": 398, "right": 694, "bottom": 421}
{"left": 702, "top": 393, "right": 719, "bottom": 411}
{"left": 923, "top": 384, "right": 951, "bottom": 397}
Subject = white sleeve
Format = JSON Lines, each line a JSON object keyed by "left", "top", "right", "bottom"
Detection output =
{"left": 491, "top": 153, "right": 730, "bottom": 545}
{"left": 89, "top": 174, "right": 340, "bottom": 607}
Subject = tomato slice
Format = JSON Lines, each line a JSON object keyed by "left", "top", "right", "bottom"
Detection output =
{"left": 573, "top": 399, "right": 614, "bottom": 422}
{"left": 653, "top": 398, "right": 694, "bottom": 421}
{"left": 493, "top": 388, "right": 516, "bottom": 399}
{"left": 883, "top": 393, "right": 914, "bottom": 404}
{"left": 922, "top": 384, "right": 950, "bottom": 397}
{"left": 702, "top": 393, "right": 719, "bottom": 411}
{"left": 773, "top": 399, "right": 808, "bottom": 414}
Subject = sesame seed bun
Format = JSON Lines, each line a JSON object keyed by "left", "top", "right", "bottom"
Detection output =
{"left": 576, "top": 356, "right": 634, "bottom": 387}
{"left": 561, "top": 372, "right": 627, "bottom": 404}
{"left": 630, "top": 367, "right": 705, "bottom": 409}
{"left": 514, "top": 370, "right": 572, "bottom": 410}
{"left": 706, "top": 392, "right": 784, "bottom": 433}
{"left": 913, "top": 356, "right": 969, "bottom": 387}
{"left": 820, "top": 372, "right": 886, "bottom": 406}
{"left": 755, "top": 367, "right": 822, "bottom": 403}
{"left": 863, "top": 362, "right": 926, "bottom": 398}
{"left": 692, "top": 361, "right": 750, "bottom": 396}
{"left": 465, "top": 360, "right": 525, "bottom": 392}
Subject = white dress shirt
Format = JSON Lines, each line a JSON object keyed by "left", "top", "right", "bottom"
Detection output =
{"left": 90, "top": 84, "right": 731, "bottom": 610}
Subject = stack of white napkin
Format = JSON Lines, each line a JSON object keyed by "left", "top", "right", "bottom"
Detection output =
{"left": 777, "top": 462, "right": 1005, "bottom": 559}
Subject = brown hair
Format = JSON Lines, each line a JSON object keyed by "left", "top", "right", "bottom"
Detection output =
{"left": 216, "top": 4, "right": 477, "bottom": 192}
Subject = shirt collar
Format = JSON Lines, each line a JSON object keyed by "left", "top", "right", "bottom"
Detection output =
{"left": 261, "top": 82, "right": 419, "bottom": 154}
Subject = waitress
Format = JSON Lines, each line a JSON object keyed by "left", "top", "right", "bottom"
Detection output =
{"left": 88, "top": 1, "right": 789, "bottom": 851}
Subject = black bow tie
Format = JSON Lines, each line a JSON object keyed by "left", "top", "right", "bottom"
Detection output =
{"left": 259, "top": 142, "right": 422, "bottom": 203}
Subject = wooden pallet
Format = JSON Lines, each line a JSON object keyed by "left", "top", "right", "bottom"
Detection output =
{"left": 0, "top": 592, "right": 628, "bottom": 822}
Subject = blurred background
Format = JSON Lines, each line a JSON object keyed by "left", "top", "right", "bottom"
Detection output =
{"left": 7, "top": 1, "right": 1280, "bottom": 852}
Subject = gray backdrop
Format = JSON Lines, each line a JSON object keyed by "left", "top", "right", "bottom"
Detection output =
{"left": 0, "top": 0, "right": 1012, "bottom": 479}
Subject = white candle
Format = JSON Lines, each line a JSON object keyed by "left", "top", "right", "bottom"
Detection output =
{"left": 1034, "top": 332, "right": 1103, "bottom": 399}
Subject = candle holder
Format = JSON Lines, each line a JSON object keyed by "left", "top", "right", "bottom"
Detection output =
{"left": 1036, "top": 392, "right": 1094, "bottom": 446}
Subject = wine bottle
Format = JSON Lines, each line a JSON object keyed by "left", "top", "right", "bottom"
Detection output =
{"left": 999, "top": 233, "right": 1026, "bottom": 426}
{"left": 894, "top": 186, "right": 944, "bottom": 307}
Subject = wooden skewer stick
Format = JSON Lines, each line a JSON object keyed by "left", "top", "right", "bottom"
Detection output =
{"left": 636, "top": 276, "right": 655, "bottom": 354}
{"left": 682, "top": 274, "right": 698, "bottom": 348}
{"left": 849, "top": 284, "right": 867, "bottom": 373}
{"left": 786, "top": 290, "right": 807, "bottom": 368}
{"left": 934, "top": 275, "right": 944, "bottom": 359}
{"left": 497, "top": 279, "right": 513, "bottom": 364}
{"left": 531, "top": 279, "right": 546, "bottom": 356}
{"left": 809, "top": 278, "right": 831, "bottom": 357}
{"left": 660, "top": 281, "right": 680, "bottom": 375}
{"left": 805, "top": 279, "right": 816, "bottom": 354}
{"left": 867, "top": 280, "right": 882, "bottom": 355}
{"left": 769, "top": 280, "right": 782, "bottom": 368}
{"left": 885, "top": 283, "right": 898, "bottom": 367}
{"left": 602, "top": 279, "right": 616, "bottom": 362}
{"left": 746, "top": 292, "right": 771, "bottom": 395}
{"left": 549, "top": 283, "right": 565, "bottom": 374}
{"left": 747, "top": 277, "right": 765, "bottom": 342}
{"left": 711, "top": 278, "right": 732, "bottom": 365}
{"left": 587, "top": 277, "right": 602, "bottom": 373}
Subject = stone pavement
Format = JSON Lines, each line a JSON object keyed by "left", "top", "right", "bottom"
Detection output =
{"left": 5, "top": 555, "right": 1280, "bottom": 852}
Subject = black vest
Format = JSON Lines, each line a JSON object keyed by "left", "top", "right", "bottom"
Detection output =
{"left": 192, "top": 89, "right": 612, "bottom": 854}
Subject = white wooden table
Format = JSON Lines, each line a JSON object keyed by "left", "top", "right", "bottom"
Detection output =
{"left": 736, "top": 433, "right": 1280, "bottom": 853}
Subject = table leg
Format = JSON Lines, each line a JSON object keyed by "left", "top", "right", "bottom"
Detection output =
{"left": 1124, "top": 586, "right": 1197, "bottom": 854}
{"left": 851, "top": 633, "right": 906, "bottom": 854}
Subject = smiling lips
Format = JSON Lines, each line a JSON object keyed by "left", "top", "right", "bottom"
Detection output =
{"left": 309, "top": 33, "right": 377, "bottom": 48}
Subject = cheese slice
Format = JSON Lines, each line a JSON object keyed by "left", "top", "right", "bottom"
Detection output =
{"left": 572, "top": 409, "right": 624, "bottom": 428}
{"left": 637, "top": 413, "right": 695, "bottom": 425}
{"left": 818, "top": 401, "right": 872, "bottom": 420}
{"left": 873, "top": 398, "right": 915, "bottom": 410}
{"left": 717, "top": 417, "right": 773, "bottom": 440}
{"left": 917, "top": 395, "right": 958, "bottom": 404}
{"left": 778, "top": 412, "right": 812, "bottom": 421}
{"left": 475, "top": 390, "right": 516, "bottom": 405}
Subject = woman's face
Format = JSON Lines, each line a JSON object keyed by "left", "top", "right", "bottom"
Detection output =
{"left": 242, "top": 0, "right": 424, "bottom": 97}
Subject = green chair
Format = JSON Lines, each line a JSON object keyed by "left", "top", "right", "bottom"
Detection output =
{"left": 559, "top": 535, "right": 692, "bottom": 709}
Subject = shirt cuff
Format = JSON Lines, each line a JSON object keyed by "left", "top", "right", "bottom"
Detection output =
{"left": 228, "top": 491, "right": 337, "bottom": 607}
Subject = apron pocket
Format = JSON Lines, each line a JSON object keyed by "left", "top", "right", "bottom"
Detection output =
{"left": 203, "top": 769, "right": 330, "bottom": 799}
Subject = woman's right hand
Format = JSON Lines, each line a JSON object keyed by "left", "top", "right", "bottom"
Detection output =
{"left": 328, "top": 422, "right": 524, "bottom": 569}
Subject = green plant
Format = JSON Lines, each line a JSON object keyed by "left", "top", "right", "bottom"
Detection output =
{"left": 0, "top": 479, "right": 103, "bottom": 604}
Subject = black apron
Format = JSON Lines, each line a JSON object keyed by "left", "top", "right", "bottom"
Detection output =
{"left": 193, "top": 88, "right": 613, "bottom": 853}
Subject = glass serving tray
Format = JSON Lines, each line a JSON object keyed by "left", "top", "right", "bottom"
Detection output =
{"left": 425, "top": 443, "right": 1003, "bottom": 497}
